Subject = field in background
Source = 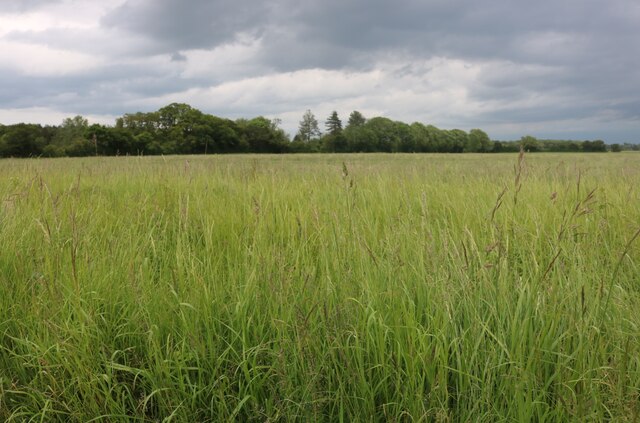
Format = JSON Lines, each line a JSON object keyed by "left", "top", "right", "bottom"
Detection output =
{"left": 1, "top": 153, "right": 639, "bottom": 421}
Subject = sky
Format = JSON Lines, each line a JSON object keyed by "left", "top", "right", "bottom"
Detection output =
{"left": 0, "top": 0, "right": 639, "bottom": 142}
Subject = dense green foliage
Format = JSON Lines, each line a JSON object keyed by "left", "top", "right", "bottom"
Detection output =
{"left": 1, "top": 153, "right": 639, "bottom": 421}
{"left": 1, "top": 104, "right": 636, "bottom": 158}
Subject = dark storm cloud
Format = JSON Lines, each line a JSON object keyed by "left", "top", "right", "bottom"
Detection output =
{"left": 101, "top": 0, "right": 269, "bottom": 53}
{"left": 20, "top": 0, "right": 639, "bottom": 75}
{"left": 260, "top": 0, "right": 639, "bottom": 69}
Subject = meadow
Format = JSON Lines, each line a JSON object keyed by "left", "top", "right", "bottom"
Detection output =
{"left": 0, "top": 152, "right": 639, "bottom": 421}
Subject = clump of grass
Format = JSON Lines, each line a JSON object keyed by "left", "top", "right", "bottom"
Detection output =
{"left": 1, "top": 153, "right": 639, "bottom": 421}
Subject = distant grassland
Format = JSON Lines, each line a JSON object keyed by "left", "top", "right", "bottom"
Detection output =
{"left": 1, "top": 153, "right": 639, "bottom": 421}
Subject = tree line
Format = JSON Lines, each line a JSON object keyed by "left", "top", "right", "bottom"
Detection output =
{"left": 0, "top": 103, "right": 637, "bottom": 158}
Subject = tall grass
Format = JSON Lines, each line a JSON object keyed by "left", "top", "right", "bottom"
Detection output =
{"left": 1, "top": 153, "right": 639, "bottom": 421}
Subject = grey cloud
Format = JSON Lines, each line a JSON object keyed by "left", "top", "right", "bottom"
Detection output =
{"left": 171, "top": 52, "right": 187, "bottom": 62}
{"left": 263, "top": 0, "right": 639, "bottom": 69}
{"left": 0, "top": 0, "right": 62, "bottom": 13}
{"left": 0, "top": 63, "right": 204, "bottom": 115}
{"left": 95, "top": 0, "right": 640, "bottom": 76}
{"left": 607, "top": 101, "right": 640, "bottom": 121}
{"left": 101, "top": 0, "right": 269, "bottom": 53}
{"left": 3, "top": 26, "right": 167, "bottom": 60}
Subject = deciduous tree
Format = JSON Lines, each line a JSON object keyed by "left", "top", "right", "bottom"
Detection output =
{"left": 467, "top": 129, "right": 492, "bottom": 152}
{"left": 297, "top": 110, "right": 321, "bottom": 142}
{"left": 347, "top": 110, "right": 366, "bottom": 128}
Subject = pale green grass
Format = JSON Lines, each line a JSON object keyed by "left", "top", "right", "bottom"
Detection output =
{"left": 1, "top": 153, "right": 639, "bottom": 421}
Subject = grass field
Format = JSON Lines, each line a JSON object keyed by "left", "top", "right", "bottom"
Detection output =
{"left": 1, "top": 153, "right": 639, "bottom": 421}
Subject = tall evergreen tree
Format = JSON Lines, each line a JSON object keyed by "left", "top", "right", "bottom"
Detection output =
{"left": 325, "top": 111, "right": 342, "bottom": 135}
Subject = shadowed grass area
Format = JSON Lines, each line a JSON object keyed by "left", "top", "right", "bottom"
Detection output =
{"left": 1, "top": 153, "right": 639, "bottom": 421}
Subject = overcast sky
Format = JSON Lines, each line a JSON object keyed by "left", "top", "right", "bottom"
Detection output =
{"left": 1, "top": 0, "right": 639, "bottom": 141}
